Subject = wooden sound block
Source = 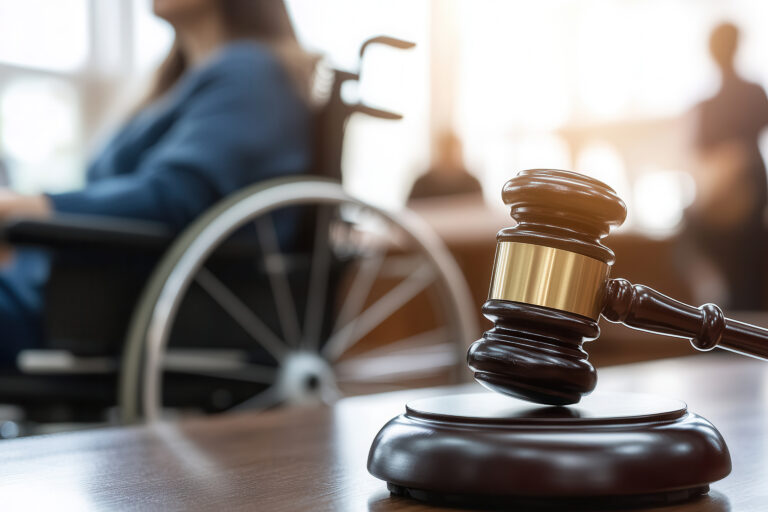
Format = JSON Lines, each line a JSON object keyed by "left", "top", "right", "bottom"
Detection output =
{"left": 367, "top": 391, "right": 731, "bottom": 509}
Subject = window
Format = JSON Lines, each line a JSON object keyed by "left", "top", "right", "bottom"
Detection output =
{"left": 0, "top": 0, "right": 167, "bottom": 194}
{"left": 0, "top": 0, "right": 89, "bottom": 72}
{"left": 0, "top": 0, "right": 91, "bottom": 194}
{"left": 0, "top": 78, "right": 82, "bottom": 193}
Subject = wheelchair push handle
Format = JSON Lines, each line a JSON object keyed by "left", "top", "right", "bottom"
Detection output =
{"left": 359, "top": 36, "right": 416, "bottom": 59}
{"left": 352, "top": 104, "right": 403, "bottom": 120}
{"left": 349, "top": 35, "right": 415, "bottom": 121}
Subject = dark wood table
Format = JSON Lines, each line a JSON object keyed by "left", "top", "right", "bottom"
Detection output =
{"left": 0, "top": 354, "right": 765, "bottom": 511}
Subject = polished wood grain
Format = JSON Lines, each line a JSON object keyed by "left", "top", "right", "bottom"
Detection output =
{"left": 0, "top": 354, "right": 765, "bottom": 511}
{"left": 605, "top": 278, "right": 768, "bottom": 359}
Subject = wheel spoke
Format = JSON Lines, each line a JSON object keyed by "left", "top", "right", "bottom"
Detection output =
{"left": 195, "top": 267, "right": 286, "bottom": 361}
{"left": 334, "top": 342, "right": 460, "bottom": 383}
{"left": 322, "top": 264, "right": 436, "bottom": 361}
{"left": 319, "top": 381, "right": 342, "bottom": 405}
{"left": 338, "top": 327, "right": 449, "bottom": 360}
{"left": 378, "top": 254, "right": 427, "bottom": 278}
{"left": 302, "top": 206, "right": 333, "bottom": 350}
{"left": 256, "top": 215, "right": 302, "bottom": 347}
{"left": 330, "top": 249, "right": 386, "bottom": 340}
{"left": 164, "top": 364, "right": 278, "bottom": 384}
{"left": 162, "top": 348, "right": 247, "bottom": 368}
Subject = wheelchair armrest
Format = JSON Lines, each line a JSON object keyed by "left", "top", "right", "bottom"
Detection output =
{"left": 0, "top": 214, "right": 175, "bottom": 253}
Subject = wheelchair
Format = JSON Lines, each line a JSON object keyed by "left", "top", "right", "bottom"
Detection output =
{"left": 0, "top": 37, "right": 478, "bottom": 431}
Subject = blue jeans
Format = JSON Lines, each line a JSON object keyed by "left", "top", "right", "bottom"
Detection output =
{"left": 0, "top": 250, "right": 47, "bottom": 368}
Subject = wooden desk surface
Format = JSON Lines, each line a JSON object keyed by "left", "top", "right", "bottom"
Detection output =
{"left": 0, "top": 354, "right": 765, "bottom": 511}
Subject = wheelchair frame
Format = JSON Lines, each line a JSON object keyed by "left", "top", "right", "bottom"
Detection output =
{"left": 0, "top": 36, "right": 478, "bottom": 427}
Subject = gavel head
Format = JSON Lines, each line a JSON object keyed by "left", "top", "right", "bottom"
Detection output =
{"left": 467, "top": 169, "right": 627, "bottom": 405}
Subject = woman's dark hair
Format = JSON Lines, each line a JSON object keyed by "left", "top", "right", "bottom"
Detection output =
{"left": 146, "top": 0, "right": 313, "bottom": 104}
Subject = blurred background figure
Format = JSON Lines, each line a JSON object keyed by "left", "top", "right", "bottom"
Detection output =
{"left": 684, "top": 22, "right": 768, "bottom": 310}
{"left": 0, "top": 0, "right": 312, "bottom": 366}
{"left": 408, "top": 130, "right": 482, "bottom": 202}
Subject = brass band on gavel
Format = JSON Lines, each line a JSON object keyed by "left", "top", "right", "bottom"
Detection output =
{"left": 488, "top": 241, "right": 610, "bottom": 321}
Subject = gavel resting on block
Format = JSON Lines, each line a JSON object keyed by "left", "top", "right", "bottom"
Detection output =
{"left": 367, "top": 169, "right": 765, "bottom": 508}
{"left": 468, "top": 168, "right": 768, "bottom": 406}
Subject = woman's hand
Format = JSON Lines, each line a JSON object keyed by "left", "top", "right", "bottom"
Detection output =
{"left": 0, "top": 190, "right": 51, "bottom": 219}
{"left": 0, "top": 190, "right": 52, "bottom": 264}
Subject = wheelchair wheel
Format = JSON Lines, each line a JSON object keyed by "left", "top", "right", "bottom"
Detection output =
{"left": 120, "top": 177, "right": 478, "bottom": 422}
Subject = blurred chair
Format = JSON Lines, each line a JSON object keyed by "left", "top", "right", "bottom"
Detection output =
{"left": 0, "top": 37, "right": 477, "bottom": 431}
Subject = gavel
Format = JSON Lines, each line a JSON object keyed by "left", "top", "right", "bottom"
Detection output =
{"left": 468, "top": 169, "right": 768, "bottom": 406}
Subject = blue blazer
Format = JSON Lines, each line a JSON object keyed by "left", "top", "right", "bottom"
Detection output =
{"left": 49, "top": 41, "right": 311, "bottom": 229}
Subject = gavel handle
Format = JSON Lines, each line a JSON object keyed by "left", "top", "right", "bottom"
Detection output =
{"left": 602, "top": 278, "right": 768, "bottom": 360}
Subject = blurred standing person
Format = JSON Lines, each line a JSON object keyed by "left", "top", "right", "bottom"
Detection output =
{"left": 0, "top": 0, "right": 314, "bottom": 365}
{"left": 408, "top": 131, "right": 483, "bottom": 202}
{"left": 685, "top": 22, "right": 768, "bottom": 310}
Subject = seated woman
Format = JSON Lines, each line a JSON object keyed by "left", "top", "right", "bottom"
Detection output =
{"left": 0, "top": 0, "right": 313, "bottom": 365}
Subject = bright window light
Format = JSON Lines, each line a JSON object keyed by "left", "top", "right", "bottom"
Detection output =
{"left": 1, "top": 79, "right": 78, "bottom": 163}
{"left": 576, "top": 142, "right": 631, "bottom": 205}
{"left": 633, "top": 169, "right": 694, "bottom": 234}
{"left": 477, "top": 134, "right": 571, "bottom": 206}
{"left": 0, "top": 78, "right": 82, "bottom": 193}
{"left": 0, "top": 0, "right": 89, "bottom": 72}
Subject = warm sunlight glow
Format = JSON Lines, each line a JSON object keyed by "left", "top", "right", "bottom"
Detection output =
{"left": 456, "top": 0, "right": 768, "bottom": 232}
